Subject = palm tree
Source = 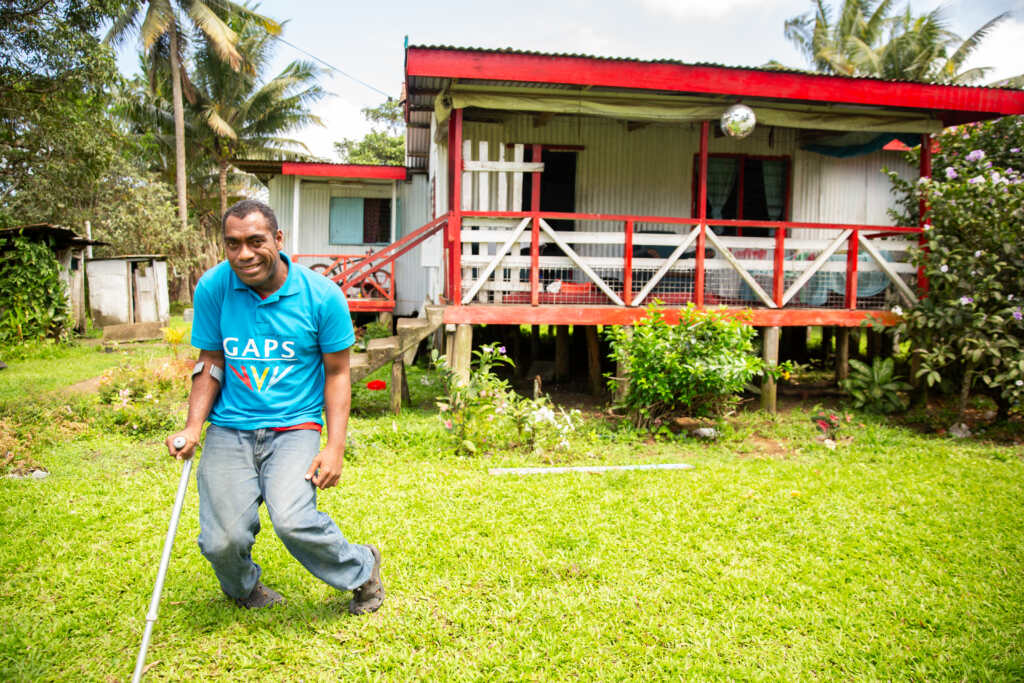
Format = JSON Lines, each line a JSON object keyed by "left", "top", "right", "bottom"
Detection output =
{"left": 189, "top": 14, "right": 325, "bottom": 217}
{"left": 104, "top": 1, "right": 280, "bottom": 233}
{"left": 783, "top": 0, "right": 1013, "bottom": 85}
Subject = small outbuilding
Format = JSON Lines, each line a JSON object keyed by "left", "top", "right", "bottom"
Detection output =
{"left": 0, "top": 224, "right": 104, "bottom": 332}
{"left": 86, "top": 255, "right": 170, "bottom": 327}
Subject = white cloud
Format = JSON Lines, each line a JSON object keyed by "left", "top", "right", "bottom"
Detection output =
{"left": 960, "top": 17, "right": 1024, "bottom": 84}
{"left": 637, "top": 0, "right": 802, "bottom": 21}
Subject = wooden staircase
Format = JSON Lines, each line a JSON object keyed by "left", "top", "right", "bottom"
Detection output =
{"left": 349, "top": 306, "right": 445, "bottom": 412}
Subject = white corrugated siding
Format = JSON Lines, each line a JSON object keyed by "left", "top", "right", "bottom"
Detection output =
{"left": 792, "top": 149, "right": 917, "bottom": 228}
{"left": 268, "top": 175, "right": 295, "bottom": 237}
{"left": 395, "top": 174, "right": 438, "bottom": 314}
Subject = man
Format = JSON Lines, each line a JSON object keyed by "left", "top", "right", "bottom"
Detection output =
{"left": 166, "top": 199, "right": 383, "bottom": 615}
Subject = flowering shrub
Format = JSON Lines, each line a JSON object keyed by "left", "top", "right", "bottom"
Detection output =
{"left": 887, "top": 116, "right": 1024, "bottom": 418}
{"left": 606, "top": 304, "right": 784, "bottom": 428}
{"left": 96, "top": 358, "right": 190, "bottom": 435}
{"left": 433, "top": 345, "right": 580, "bottom": 456}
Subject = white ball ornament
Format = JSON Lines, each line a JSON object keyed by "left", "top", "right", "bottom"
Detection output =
{"left": 720, "top": 104, "right": 756, "bottom": 139}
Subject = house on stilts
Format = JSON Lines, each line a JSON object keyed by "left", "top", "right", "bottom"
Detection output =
{"left": 242, "top": 44, "right": 1024, "bottom": 411}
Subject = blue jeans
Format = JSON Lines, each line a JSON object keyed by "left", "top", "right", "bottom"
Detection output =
{"left": 196, "top": 424, "right": 372, "bottom": 599}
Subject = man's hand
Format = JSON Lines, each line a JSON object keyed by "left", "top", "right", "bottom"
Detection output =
{"left": 166, "top": 429, "right": 200, "bottom": 460}
{"left": 305, "top": 445, "right": 344, "bottom": 489}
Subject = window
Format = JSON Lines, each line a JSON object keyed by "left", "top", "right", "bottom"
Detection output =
{"left": 329, "top": 197, "right": 393, "bottom": 244}
{"left": 692, "top": 155, "right": 790, "bottom": 236}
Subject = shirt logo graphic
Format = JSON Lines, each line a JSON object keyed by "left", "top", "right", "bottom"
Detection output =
{"left": 224, "top": 337, "right": 296, "bottom": 393}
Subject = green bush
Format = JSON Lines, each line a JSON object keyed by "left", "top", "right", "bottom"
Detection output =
{"left": 0, "top": 236, "right": 69, "bottom": 345}
{"left": 605, "top": 304, "right": 770, "bottom": 428}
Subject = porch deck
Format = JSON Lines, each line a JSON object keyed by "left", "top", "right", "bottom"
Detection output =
{"left": 445, "top": 210, "right": 920, "bottom": 327}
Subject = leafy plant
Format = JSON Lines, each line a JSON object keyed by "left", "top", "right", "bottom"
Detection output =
{"left": 605, "top": 303, "right": 778, "bottom": 429}
{"left": 0, "top": 236, "right": 69, "bottom": 346}
{"left": 433, "top": 344, "right": 579, "bottom": 456}
{"left": 839, "top": 357, "right": 911, "bottom": 413}
{"left": 809, "top": 405, "right": 851, "bottom": 439}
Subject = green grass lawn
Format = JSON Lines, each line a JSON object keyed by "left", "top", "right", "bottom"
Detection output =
{"left": 1, "top": 345, "right": 1024, "bottom": 680}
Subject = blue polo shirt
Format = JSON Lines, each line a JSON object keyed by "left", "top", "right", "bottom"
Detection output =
{"left": 191, "top": 252, "right": 356, "bottom": 430}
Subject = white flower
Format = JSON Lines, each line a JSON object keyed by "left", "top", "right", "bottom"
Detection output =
{"left": 975, "top": 250, "right": 983, "bottom": 257}
{"left": 891, "top": 305, "right": 903, "bottom": 316}
{"left": 940, "top": 264, "right": 949, "bottom": 273}
{"left": 1017, "top": 380, "right": 1024, "bottom": 387}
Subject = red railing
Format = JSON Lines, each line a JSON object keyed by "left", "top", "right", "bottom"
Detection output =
{"left": 293, "top": 253, "right": 396, "bottom": 312}
{"left": 447, "top": 211, "right": 924, "bottom": 311}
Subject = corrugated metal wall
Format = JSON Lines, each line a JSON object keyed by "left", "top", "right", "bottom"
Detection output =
{"left": 268, "top": 175, "right": 294, "bottom": 237}
{"left": 792, "top": 149, "right": 916, "bottom": 227}
{"left": 396, "top": 174, "right": 438, "bottom": 314}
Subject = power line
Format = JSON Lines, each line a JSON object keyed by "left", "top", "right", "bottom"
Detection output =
{"left": 271, "top": 34, "right": 393, "bottom": 99}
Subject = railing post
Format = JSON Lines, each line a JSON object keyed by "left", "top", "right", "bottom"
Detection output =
{"left": 695, "top": 120, "right": 709, "bottom": 307}
{"left": 530, "top": 144, "right": 542, "bottom": 307}
{"left": 773, "top": 225, "right": 786, "bottom": 306}
{"left": 845, "top": 229, "right": 860, "bottom": 309}
{"left": 449, "top": 109, "right": 464, "bottom": 305}
{"left": 918, "top": 133, "right": 931, "bottom": 297}
{"left": 623, "top": 219, "right": 634, "bottom": 306}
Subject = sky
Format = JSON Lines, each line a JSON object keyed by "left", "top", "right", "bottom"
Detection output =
{"left": 114, "top": 0, "right": 1024, "bottom": 160}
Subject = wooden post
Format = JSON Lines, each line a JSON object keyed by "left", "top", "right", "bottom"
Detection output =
{"left": 762, "top": 326, "right": 780, "bottom": 413}
{"left": 444, "top": 323, "right": 456, "bottom": 364}
{"left": 615, "top": 325, "right": 632, "bottom": 402}
{"left": 401, "top": 362, "right": 411, "bottom": 406}
{"left": 585, "top": 325, "right": 603, "bottom": 398}
{"left": 835, "top": 327, "right": 850, "bottom": 383}
{"left": 453, "top": 323, "right": 472, "bottom": 385}
{"left": 820, "top": 326, "right": 833, "bottom": 363}
{"left": 390, "top": 359, "right": 403, "bottom": 415}
{"left": 378, "top": 311, "right": 393, "bottom": 333}
{"left": 555, "top": 325, "right": 570, "bottom": 381}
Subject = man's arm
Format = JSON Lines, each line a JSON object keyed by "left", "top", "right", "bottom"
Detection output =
{"left": 305, "top": 348, "right": 351, "bottom": 489}
{"left": 166, "top": 348, "right": 225, "bottom": 460}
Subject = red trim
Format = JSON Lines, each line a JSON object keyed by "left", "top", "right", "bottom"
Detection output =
{"left": 442, "top": 305, "right": 898, "bottom": 327}
{"left": 695, "top": 121, "right": 709, "bottom": 307}
{"left": 845, "top": 230, "right": 860, "bottom": 309}
{"left": 281, "top": 162, "right": 406, "bottom": 180}
{"left": 406, "top": 47, "right": 1024, "bottom": 121}
{"left": 450, "top": 110, "right": 464, "bottom": 304}
{"left": 530, "top": 144, "right": 542, "bottom": 307}
{"left": 773, "top": 227, "right": 785, "bottom": 306}
{"left": 623, "top": 219, "right": 634, "bottom": 306}
{"left": 918, "top": 133, "right": 932, "bottom": 296}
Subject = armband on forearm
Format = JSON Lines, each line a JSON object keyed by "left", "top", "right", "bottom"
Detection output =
{"left": 191, "top": 361, "right": 224, "bottom": 384}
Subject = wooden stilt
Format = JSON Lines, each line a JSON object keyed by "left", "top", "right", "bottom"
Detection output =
{"left": 836, "top": 327, "right": 850, "bottom": 383}
{"left": 762, "top": 326, "right": 780, "bottom": 413}
{"left": 555, "top": 325, "right": 569, "bottom": 381}
{"left": 820, "top": 326, "right": 833, "bottom": 364}
{"left": 390, "top": 359, "right": 403, "bottom": 415}
{"left": 378, "top": 311, "right": 393, "bottom": 333}
{"left": 585, "top": 325, "right": 603, "bottom": 398}
{"left": 401, "top": 362, "right": 411, "bottom": 406}
{"left": 615, "top": 325, "right": 632, "bottom": 402}
{"left": 453, "top": 324, "right": 472, "bottom": 385}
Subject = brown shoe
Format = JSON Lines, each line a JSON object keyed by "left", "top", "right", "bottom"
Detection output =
{"left": 232, "top": 581, "right": 285, "bottom": 609}
{"left": 349, "top": 544, "right": 384, "bottom": 615}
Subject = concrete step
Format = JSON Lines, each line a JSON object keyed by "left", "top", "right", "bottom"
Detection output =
{"left": 366, "top": 335, "right": 399, "bottom": 366}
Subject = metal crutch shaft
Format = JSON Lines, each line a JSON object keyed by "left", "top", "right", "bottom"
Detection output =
{"left": 132, "top": 447, "right": 192, "bottom": 683}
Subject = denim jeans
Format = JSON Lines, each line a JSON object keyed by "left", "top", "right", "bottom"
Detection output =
{"left": 196, "top": 424, "right": 372, "bottom": 599}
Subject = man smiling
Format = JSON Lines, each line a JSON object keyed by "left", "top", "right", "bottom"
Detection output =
{"left": 166, "top": 199, "right": 384, "bottom": 615}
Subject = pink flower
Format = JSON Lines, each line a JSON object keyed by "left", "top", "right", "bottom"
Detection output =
{"left": 444, "top": 419, "right": 453, "bottom": 430}
{"left": 366, "top": 380, "right": 386, "bottom": 391}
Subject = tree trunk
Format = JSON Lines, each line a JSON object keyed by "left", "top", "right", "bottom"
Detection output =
{"left": 958, "top": 360, "right": 975, "bottom": 420}
{"left": 168, "top": 21, "right": 189, "bottom": 234}
{"left": 219, "top": 159, "right": 228, "bottom": 221}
